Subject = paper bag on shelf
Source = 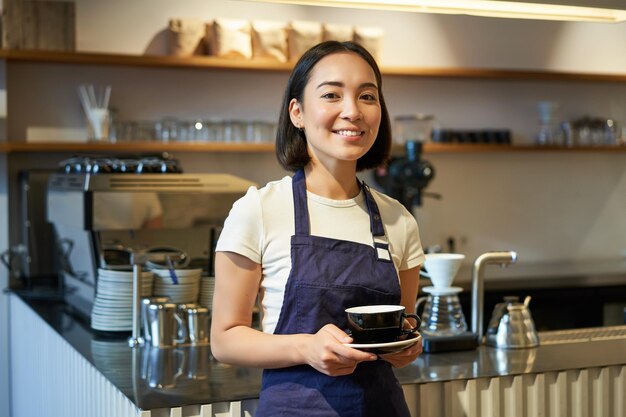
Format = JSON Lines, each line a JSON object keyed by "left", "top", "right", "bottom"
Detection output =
{"left": 168, "top": 18, "right": 206, "bottom": 56}
{"left": 287, "top": 20, "right": 322, "bottom": 61}
{"left": 354, "top": 26, "right": 384, "bottom": 62}
{"left": 251, "top": 20, "right": 288, "bottom": 62}
{"left": 322, "top": 23, "right": 354, "bottom": 43}
{"left": 208, "top": 18, "right": 252, "bottom": 59}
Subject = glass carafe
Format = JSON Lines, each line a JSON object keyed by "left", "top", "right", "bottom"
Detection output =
{"left": 416, "top": 293, "right": 468, "bottom": 336}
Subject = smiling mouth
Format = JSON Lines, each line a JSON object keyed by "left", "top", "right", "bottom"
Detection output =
{"left": 334, "top": 130, "right": 364, "bottom": 137}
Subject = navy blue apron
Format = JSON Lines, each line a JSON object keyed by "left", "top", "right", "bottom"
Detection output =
{"left": 255, "top": 169, "right": 411, "bottom": 417}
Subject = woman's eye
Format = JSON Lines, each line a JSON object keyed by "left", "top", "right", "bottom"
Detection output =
{"left": 321, "top": 92, "right": 340, "bottom": 99}
{"left": 361, "top": 93, "right": 377, "bottom": 101}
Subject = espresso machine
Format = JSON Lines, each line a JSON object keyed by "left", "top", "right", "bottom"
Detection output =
{"left": 46, "top": 156, "right": 256, "bottom": 321}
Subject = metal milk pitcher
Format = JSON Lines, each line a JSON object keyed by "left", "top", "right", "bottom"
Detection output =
{"left": 186, "top": 306, "right": 210, "bottom": 345}
{"left": 145, "top": 302, "right": 187, "bottom": 348}
{"left": 141, "top": 297, "right": 171, "bottom": 343}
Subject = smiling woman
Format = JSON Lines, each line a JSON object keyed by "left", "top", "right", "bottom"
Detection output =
{"left": 287, "top": 52, "right": 383, "bottom": 181}
{"left": 275, "top": 41, "right": 393, "bottom": 176}
{"left": 210, "top": 40, "right": 425, "bottom": 417}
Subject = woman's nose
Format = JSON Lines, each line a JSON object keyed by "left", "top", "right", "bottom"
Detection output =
{"left": 340, "top": 98, "right": 362, "bottom": 121}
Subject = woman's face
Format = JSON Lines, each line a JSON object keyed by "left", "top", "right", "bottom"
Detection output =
{"left": 289, "top": 52, "right": 381, "bottom": 169}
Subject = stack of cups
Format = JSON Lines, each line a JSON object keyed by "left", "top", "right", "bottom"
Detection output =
{"left": 152, "top": 268, "right": 201, "bottom": 303}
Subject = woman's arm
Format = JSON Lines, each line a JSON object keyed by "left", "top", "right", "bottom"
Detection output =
{"left": 400, "top": 265, "right": 420, "bottom": 315}
{"left": 210, "top": 251, "right": 377, "bottom": 374}
{"left": 379, "top": 264, "right": 423, "bottom": 367}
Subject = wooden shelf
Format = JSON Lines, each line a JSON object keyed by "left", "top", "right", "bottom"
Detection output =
{"left": 0, "top": 141, "right": 275, "bottom": 154}
{"left": 0, "top": 49, "right": 293, "bottom": 72}
{"left": 2, "top": 49, "right": 625, "bottom": 82}
{"left": 2, "top": 141, "right": 625, "bottom": 154}
{"left": 423, "top": 143, "right": 626, "bottom": 153}
{"left": 381, "top": 67, "right": 626, "bottom": 82}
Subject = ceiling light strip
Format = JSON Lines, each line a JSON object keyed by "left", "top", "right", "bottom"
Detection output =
{"left": 243, "top": 0, "right": 626, "bottom": 22}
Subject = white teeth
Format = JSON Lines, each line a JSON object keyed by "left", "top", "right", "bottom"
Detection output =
{"left": 336, "top": 130, "right": 361, "bottom": 137}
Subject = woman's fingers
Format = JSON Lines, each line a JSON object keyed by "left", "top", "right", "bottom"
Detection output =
{"left": 320, "top": 324, "right": 377, "bottom": 362}
{"left": 306, "top": 324, "right": 378, "bottom": 375}
{"left": 320, "top": 323, "right": 352, "bottom": 343}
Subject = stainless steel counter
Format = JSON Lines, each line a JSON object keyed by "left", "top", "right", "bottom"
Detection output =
{"left": 24, "top": 297, "right": 262, "bottom": 410}
{"left": 397, "top": 331, "right": 626, "bottom": 384}
{"left": 21, "top": 294, "right": 626, "bottom": 412}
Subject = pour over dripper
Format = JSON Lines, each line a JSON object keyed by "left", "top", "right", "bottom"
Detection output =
{"left": 422, "top": 253, "right": 465, "bottom": 288}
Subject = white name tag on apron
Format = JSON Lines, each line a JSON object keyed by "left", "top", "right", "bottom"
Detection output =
{"left": 374, "top": 236, "right": 392, "bottom": 261}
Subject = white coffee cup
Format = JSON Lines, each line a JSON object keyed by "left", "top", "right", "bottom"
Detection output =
{"left": 422, "top": 253, "right": 465, "bottom": 288}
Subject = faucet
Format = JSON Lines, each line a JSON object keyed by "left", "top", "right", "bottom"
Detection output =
{"left": 471, "top": 251, "right": 518, "bottom": 342}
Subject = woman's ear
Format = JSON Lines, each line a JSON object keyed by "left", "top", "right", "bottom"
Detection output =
{"left": 288, "top": 98, "right": 303, "bottom": 129}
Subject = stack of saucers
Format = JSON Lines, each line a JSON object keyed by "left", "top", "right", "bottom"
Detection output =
{"left": 198, "top": 275, "right": 215, "bottom": 310}
{"left": 91, "top": 268, "right": 154, "bottom": 332}
{"left": 152, "top": 268, "right": 201, "bottom": 304}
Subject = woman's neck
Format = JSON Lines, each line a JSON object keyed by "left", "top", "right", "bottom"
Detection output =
{"left": 304, "top": 162, "right": 360, "bottom": 200}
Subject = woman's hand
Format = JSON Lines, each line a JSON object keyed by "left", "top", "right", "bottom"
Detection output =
{"left": 299, "top": 324, "right": 377, "bottom": 376}
{"left": 378, "top": 335, "right": 423, "bottom": 368}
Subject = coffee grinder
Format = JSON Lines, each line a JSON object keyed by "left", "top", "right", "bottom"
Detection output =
{"left": 373, "top": 114, "right": 438, "bottom": 210}
{"left": 416, "top": 253, "right": 479, "bottom": 352}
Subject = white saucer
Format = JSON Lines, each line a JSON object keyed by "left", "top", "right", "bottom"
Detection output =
{"left": 344, "top": 333, "right": 422, "bottom": 355}
{"left": 422, "top": 286, "right": 463, "bottom": 295}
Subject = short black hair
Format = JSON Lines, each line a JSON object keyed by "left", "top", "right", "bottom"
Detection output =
{"left": 275, "top": 41, "right": 392, "bottom": 172}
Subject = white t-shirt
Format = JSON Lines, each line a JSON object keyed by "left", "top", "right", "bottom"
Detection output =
{"left": 216, "top": 175, "right": 425, "bottom": 334}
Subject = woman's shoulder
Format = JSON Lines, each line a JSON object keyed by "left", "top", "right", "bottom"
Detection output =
{"left": 258, "top": 175, "right": 292, "bottom": 192}
{"left": 230, "top": 175, "right": 293, "bottom": 215}
{"left": 254, "top": 175, "right": 293, "bottom": 203}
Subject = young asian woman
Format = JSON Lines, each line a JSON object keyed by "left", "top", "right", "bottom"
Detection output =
{"left": 211, "top": 40, "right": 425, "bottom": 417}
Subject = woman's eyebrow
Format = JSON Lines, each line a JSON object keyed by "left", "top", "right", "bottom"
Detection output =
{"left": 316, "top": 81, "right": 379, "bottom": 90}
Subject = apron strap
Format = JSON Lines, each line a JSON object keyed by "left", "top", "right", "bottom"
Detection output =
{"left": 362, "top": 181, "right": 393, "bottom": 262}
{"left": 361, "top": 181, "right": 385, "bottom": 237}
{"left": 292, "top": 169, "right": 310, "bottom": 235}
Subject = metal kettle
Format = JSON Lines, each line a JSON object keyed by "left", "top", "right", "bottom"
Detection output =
{"left": 485, "top": 296, "right": 539, "bottom": 349}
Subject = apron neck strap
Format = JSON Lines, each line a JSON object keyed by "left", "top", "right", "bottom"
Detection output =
{"left": 292, "top": 169, "right": 309, "bottom": 235}
{"left": 361, "top": 181, "right": 385, "bottom": 238}
{"left": 292, "top": 169, "right": 386, "bottom": 238}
